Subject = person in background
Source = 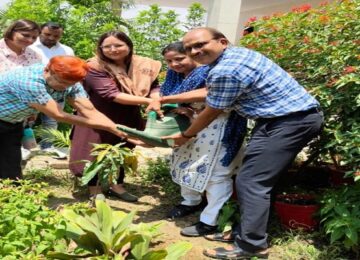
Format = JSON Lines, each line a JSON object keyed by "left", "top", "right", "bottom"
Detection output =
{"left": 0, "top": 19, "right": 41, "bottom": 72}
{"left": 69, "top": 31, "right": 162, "bottom": 202}
{"left": 30, "top": 22, "right": 75, "bottom": 156}
{"left": 163, "top": 27, "right": 323, "bottom": 259}
{"left": 0, "top": 56, "right": 130, "bottom": 181}
{"left": 0, "top": 19, "right": 42, "bottom": 160}
{"left": 242, "top": 26, "right": 254, "bottom": 36}
{"left": 147, "top": 41, "right": 245, "bottom": 237}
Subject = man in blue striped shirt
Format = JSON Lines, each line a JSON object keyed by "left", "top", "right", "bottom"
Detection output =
{"left": 164, "top": 27, "right": 323, "bottom": 259}
{"left": 0, "top": 56, "right": 129, "bottom": 180}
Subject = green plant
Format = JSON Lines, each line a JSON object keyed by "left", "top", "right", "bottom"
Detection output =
{"left": 183, "top": 2, "right": 206, "bottom": 30}
{"left": 217, "top": 199, "right": 240, "bottom": 233}
{"left": 139, "top": 156, "right": 179, "bottom": 194}
{"left": 320, "top": 184, "right": 360, "bottom": 255}
{"left": 81, "top": 143, "right": 138, "bottom": 190}
{"left": 35, "top": 127, "right": 71, "bottom": 148}
{"left": 1, "top": 0, "right": 129, "bottom": 59}
{"left": 128, "top": 4, "right": 184, "bottom": 64}
{"left": 240, "top": 0, "right": 360, "bottom": 174}
{"left": 48, "top": 200, "right": 192, "bottom": 259}
{"left": 24, "top": 167, "right": 53, "bottom": 180}
{"left": 0, "top": 179, "right": 67, "bottom": 258}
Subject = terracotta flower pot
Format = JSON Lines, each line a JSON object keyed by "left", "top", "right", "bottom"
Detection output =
{"left": 328, "top": 165, "right": 354, "bottom": 187}
{"left": 275, "top": 194, "right": 319, "bottom": 231}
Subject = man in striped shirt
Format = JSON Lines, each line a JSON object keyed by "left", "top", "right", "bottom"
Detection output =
{"left": 163, "top": 27, "right": 324, "bottom": 259}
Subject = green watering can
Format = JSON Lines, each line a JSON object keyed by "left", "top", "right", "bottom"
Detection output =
{"left": 117, "top": 104, "right": 190, "bottom": 147}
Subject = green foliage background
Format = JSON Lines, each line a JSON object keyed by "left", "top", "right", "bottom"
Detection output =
{"left": 240, "top": 0, "right": 360, "bottom": 172}
{"left": 0, "top": 0, "right": 205, "bottom": 60}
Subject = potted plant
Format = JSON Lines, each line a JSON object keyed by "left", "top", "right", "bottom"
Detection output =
{"left": 275, "top": 193, "right": 319, "bottom": 231}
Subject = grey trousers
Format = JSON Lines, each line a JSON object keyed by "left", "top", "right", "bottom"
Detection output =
{"left": 234, "top": 109, "right": 324, "bottom": 252}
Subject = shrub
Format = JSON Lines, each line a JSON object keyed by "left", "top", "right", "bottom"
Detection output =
{"left": 320, "top": 184, "right": 360, "bottom": 255}
{"left": 240, "top": 0, "right": 360, "bottom": 174}
{"left": 0, "top": 180, "right": 66, "bottom": 258}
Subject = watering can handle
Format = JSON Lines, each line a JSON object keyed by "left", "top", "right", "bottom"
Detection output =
{"left": 147, "top": 111, "right": 158, "bottom": 122}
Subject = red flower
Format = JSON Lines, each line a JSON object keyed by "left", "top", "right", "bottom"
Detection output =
{"left": 292, "top": 4, "right": 312, "bottom": 13}
{"left": 248, "top": 16, "right": 257, "bottom": 22}
{"left": 343, "top": 66, "right": 357, "bottom": 74}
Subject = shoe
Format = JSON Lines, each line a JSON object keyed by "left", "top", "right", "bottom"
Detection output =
{"left": 108, "top": 189, "right": 138, "bottom": 202}
{"left": 203, "top": 243, "right": 269, "bottom": 259}
{"left": 21, "top": 147, "right": 31, "bottom": 161}
{"left": 180, "top": 221, "right": 217, "bottom": 237}
{"left": 89, "top": 193, "right": 106, "bottom": 206}
{"left": 42, "top": 146, "right": 67, "bottom": 159}
{"left": 204, "top": 231, "right": 235, "bottom": 243}
{"left": 167, "top": 200, "right": 206, "bottom": 220}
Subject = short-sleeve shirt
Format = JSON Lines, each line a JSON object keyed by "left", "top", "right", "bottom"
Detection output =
{"left": 29, "top": 39, "right": 75, "bottom": 64}
{"left": 206, "top": 47, "right": 319, "bottom": 119}
{"left": 0, "top": 38, "right": 42, "bottom": 74}
{"left": 0, "top": 64, "right": 87, "bottom": 123}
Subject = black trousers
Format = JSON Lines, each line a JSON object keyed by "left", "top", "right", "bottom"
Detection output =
{"left": 0, "top": 120, "right": 23, "bottom": 180}
{"left": 234, "top": 109, "right": 324, "bottom": 252}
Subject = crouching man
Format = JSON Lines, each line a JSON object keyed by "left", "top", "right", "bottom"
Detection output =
{"left": 0, "top": 56, "right": 129, "bottom": 180}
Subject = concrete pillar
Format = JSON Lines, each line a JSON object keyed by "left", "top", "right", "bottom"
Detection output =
{"left": 206, "top": 0, "right": 243, "bottom": 44}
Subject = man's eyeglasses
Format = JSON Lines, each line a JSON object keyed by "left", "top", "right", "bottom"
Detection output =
{"left": 184, "top": 39, "right": 217, "bottom": 53}
{"left": 101, "top": 44, "right": 124, "bottom": 51}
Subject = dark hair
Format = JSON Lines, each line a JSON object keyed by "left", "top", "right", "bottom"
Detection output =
{"left": 96, "top": 31, "right": 133, "bottom": 66}
{"left": 161, "top": 41, "right": 185, "bottom": 56}
{"left": 41, "top": 22, "right": 63, "bottom": 31}
{"left": 3, "top": 19, "right": 40, "bottom": 40}
{"left": 243, "top": 26, "right": 254, "bottom": 34}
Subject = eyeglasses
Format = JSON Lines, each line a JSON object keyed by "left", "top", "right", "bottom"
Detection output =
{"left": 100, "top": 44, "right": 124, "bottom": 51}
{"left": 184, "top": 39, "right": 217, "bottom": 53}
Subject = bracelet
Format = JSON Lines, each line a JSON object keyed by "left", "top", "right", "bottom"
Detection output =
{"left": 181, "top": 131, "right": 196, "bottom": 138}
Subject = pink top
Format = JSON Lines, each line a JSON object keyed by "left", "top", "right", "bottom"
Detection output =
{"left": 0, "top": 38, "right": 42, "bottom": 74}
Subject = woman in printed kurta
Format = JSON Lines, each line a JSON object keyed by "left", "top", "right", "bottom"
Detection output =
{"left": 70, "top": 31, "right": 161, "bottom": 202}
{"left": 152, "top": 42, "right": 246, "bottom": 237}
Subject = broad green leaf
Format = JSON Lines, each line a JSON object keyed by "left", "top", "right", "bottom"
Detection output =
{"left": 142, "top": 250, "right": 168, "bottom": 260}
{"left": 165, "top": 241, "right": 192, "bottom": 260}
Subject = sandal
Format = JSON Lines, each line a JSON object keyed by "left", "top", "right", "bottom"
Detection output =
{"left": 204, "top": 231, "right": 235, "bottom": 243}
{"left": 108, "top": 189, "right": 138, "bottom": 202}
{"left": 167, "top": 198, "right": 207, "bottom": 220}
{"left": 166, "top": 204, "right": 199, "bottom": 219}
{"left": 203, "top": 244, "right": 269, "bottom": 259}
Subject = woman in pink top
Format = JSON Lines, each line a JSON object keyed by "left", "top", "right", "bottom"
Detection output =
{"left": 0, "top": 19, "right": 41, "bottom": 73}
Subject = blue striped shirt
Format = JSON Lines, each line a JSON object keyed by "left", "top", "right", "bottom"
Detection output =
{"left": 0, "top": 64, "right": 87, "bottom": 123}
{"left": 206, "top": 47, "right": 319, "bottom": 119}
